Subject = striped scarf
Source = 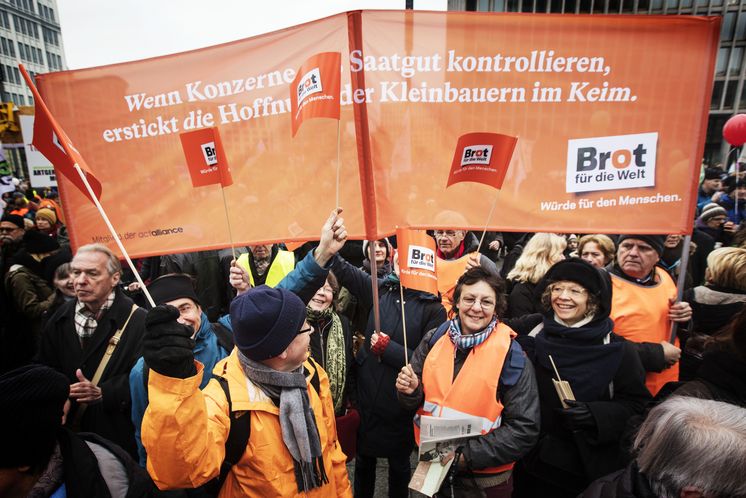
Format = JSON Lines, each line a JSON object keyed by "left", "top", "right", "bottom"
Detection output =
{"left": 448, "top": 316, "right": 498, "bottom": 351}
{"left": 73, "top": 291, "right": 115, "bottom": 348}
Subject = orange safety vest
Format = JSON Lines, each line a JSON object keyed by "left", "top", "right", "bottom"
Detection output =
{"left": 436, "top": 252, "right": 476, "bottom": 311}
{"left": 610, "top": 267, "right": 678, "bottom": 396}
{"left": 414, "top": 323, "right": 515, "bottom": 475}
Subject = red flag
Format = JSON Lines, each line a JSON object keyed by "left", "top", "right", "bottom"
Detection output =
{"left": 446, "top": 132, "right": 517, "bottom": 190}
{"left": 19, "top": 64, "right": 102, "bottom": 202}
{"left": 179, "top": 127, "right": 233, "bottom": 188}
{"left": 290, "top": 52, "right": 341, "bottom": 137}
{"left": 397, "top": 228, "right": 438, "bottom": 296}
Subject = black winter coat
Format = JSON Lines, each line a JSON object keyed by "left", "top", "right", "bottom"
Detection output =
{"left": 307, "top": 312, "right": 355, "bottom": 415}
{"left": 37, "top": 289, "right": 146, "bottom": 458}
{"left": 516, "top": 333, "right": 651, "bottom": 498}
{"left": 579, "top": 462, "right": 657, "bottom": 498}
{"left": 330, "top": 255, "right": 446, "bottom": 457}
{"left": 56, "top": 429, "right": 155, "bottom": 497}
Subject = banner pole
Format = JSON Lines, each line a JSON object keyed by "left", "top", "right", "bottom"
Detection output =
{"left": 336, "top": 119, "right": 341, "bottom": 211}
{"left": 220, "top": 186, "right": 236, "bottom": 261}
{"left": 73, "top": 164, "right": 155, "bottom": 308}
{"left": 476, "top": 192, "right": 500, "bottom": 254}
{"left": 368, "top": 240, "right": 382, "bottom": 342}
{"left": 669, "top": 234, "right": 692, "bottom": 344}
{"left": 399, "top": 282, "right": 409, "bottom": 365}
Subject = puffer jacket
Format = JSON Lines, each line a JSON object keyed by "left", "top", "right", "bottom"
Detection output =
{"left": 142, "top": 351, "right": 352, "bottom": 498}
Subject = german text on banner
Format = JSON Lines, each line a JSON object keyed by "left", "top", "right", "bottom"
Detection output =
{"left": 290, "top": 51, "right": 342, "bottom": 136}
{"left": 20, "top": 65, "right": 102, "bottom": 203}
{"left": 179, "top": 127, "right": 233, "bottom": 188}
{"left": 397, "top": 228, "right": 438, "bottom": 296}
{"left": 35, "top": 12, "right": 718, "bottom": 257}
{"left": 447, "top": 132, "right": 517, "bottom": 189}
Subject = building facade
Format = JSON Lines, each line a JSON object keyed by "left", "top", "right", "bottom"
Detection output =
{"left": 449, "top": 0, "right": 746, "bottom": 165}
{"left": 0, "top": 0, "right": 66, "bottom": 106}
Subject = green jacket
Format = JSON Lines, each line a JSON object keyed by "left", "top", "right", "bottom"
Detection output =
{"left": 5, "top": 263, "right": 55, "bottom": 338}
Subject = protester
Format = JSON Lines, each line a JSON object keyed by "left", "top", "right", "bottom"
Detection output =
{"left": 434, "top": 228, "right": 498, "bottom": 309}
{"left": 328, "top": 242, "right": 446, "bottom": 497}
{"left": 717, "top": 177, "right": 745, "bottom": 224}
{"left": 236, "top": 243, "right": 295, "bottom": 287}
{"left": 129, "top": 273, "right": 232, "bottom": 467}
{"left": 0, "top": 213, "right": 26, "bottom": 274}
{"left": 4, "top": 231, "right": 71, "bottom": 361}
{"left": 580, "top": 396, "right": 746, "bottom": 498}
{"left": 36, "top": 243, "right": 146, "bottom": 458}
{"left": 337, "top": 238, "right": 393, "bottom": 339}
{"left": 695, "top": 202, "right": 735, "bottom": 248}
{"left": 657, "top": 234, "right": 695, "bottom": 288}
{"left": 513, "top": 259, "right": 650, "bottom": 498}
{"left": 696, "top": 166, "right": 724, "bottom": 214}
{"left": 679, "top": 246, "right": 746, "bottom": 379}
{"left": 577, "top": 234, "right": 616, "bottom": 269}
{"left": 361, "top": 239, "right": 393, "bottom": 277}
{"left": 0, "top": 364, "right": 154, "bottom": 498}
{"left": 46, "top": 262, "right": 75, "bottom": 321}
{"left": 34, "top": 207, "right": 70, "bottom": 247}
{"left": 673, "top": 303, "right": 746, "bottom": 408}
{"left": 159, "top": 249, "right": 230, "bottom": 321}
{"left": 505, "top": 232, "right": 566, "bottom": 318}
{"left": 396, "top": 267, "right": 540, "bottom": 497}
{"left": 141, "top": 284, "right": 352, "bottom": 497}
{"left": 303, "top": 272, "right": 354, "bottom": 414}
{"left": 608, "top": 235, "right": 692, "bottom": 396}
{"left": 564, "top": 233, "right": 579, "bottom": 257}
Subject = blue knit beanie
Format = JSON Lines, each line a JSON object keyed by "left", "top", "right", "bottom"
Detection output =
{"left": 229, "top": 285, "right": 306, "bottom": 361}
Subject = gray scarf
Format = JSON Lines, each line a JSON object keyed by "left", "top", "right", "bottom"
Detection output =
{"left": 237, "top": 349, "right": 328, "bottom": 492}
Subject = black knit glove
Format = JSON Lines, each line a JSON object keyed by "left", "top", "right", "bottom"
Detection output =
{"left": 557, "top": 399, "right": 596, "bottom": 432}
{"left": 143, "top": 305, "right": 196, "bottom": 379}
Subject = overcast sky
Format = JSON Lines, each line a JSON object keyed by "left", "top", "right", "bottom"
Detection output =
{"left": 57, "top": 0, "right": 448, "bottom": 70}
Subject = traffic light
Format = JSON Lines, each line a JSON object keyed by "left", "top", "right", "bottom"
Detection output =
{"left": 0, "top": 102, "right": 19, "bottom": 134}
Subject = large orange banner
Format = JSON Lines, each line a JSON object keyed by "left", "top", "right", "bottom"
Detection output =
{"left": 37, "top": 11, "right": 719, "bottom": 257}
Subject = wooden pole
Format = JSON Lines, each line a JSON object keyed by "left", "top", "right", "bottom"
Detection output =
{"left": 74, "top": 165, "right": 155, "bottom": 308}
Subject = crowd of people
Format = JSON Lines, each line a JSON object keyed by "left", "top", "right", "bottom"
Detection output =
{"left": 1, "top": 161, "right": 745, "bottom": 498}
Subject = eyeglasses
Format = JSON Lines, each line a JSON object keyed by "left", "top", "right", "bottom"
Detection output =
{"left": 550, "top": 285, "right": 587, "bottom": 298}
{"left": 434, "top": 230, "right": 459, "bottom": 238}
{"left": 297, "top": 325, "right": 314, "bottom": 335}
{"left": 460, "top": 296, "right": 496, "bottom": 310}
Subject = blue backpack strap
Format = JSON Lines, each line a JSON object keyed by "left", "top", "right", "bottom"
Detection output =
{"left": 499, "top": 340, "right": 526, "bottom": 388}
{"left": 428, "top": 321, "right": 452, "bottom": 348}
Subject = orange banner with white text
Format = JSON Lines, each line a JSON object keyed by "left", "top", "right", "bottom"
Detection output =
{"left": 290, "top": 51, "right": 341, "bottom": 136}
{"left": 397, "top": 228, "right": 438, "bottom": 295}
{"left": 36, "top": 11, "right": 718, "bottom": 257}
{"left": 180, "top": 127, "right": 233, "bottom": 188}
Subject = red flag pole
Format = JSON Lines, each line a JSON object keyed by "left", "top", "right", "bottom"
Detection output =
{"left": 73, "top": 164, "right": 155, "bottom": 308}
{"left": 476, "top": 192, "right": 500, "bottom": 254}
{"left": 219, "top": 186, "right": 236, "bottom": 261}
{"left": 336, "top": 119, "right": 341, "bottom": 210}
{"left": 399, "top": 282, "right": 409, "bottom": 365}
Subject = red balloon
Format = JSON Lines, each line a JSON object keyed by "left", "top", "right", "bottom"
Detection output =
{"left": 723, "top": 114, "right": 746, "bottom": 146}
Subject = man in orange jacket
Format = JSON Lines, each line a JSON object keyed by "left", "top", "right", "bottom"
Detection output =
{"left": 608, "top": 235, "right": 692, "bottom": 395}
{"left": 141, "top": 287, "right": 352, "bottom": 497}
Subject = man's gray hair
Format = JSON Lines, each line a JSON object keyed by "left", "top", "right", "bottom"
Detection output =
{"left": 75, "top": 243, "right": 122, "bottom": 276}
{"left": 633, "top": 396, "right": 746, "bottom": 498}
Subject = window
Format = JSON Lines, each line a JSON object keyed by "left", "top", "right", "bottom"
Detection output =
{"left": 729, "top": 47, "right": 743, "bottom": 77}
{"left": 722, "top": 12, "right": 736, "bottom": 42}
{"left": 0, "top": 12, "right": 9, "bottom": 30}
{"left": 717, "top": 48, "right": 729, "bottom": 76}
